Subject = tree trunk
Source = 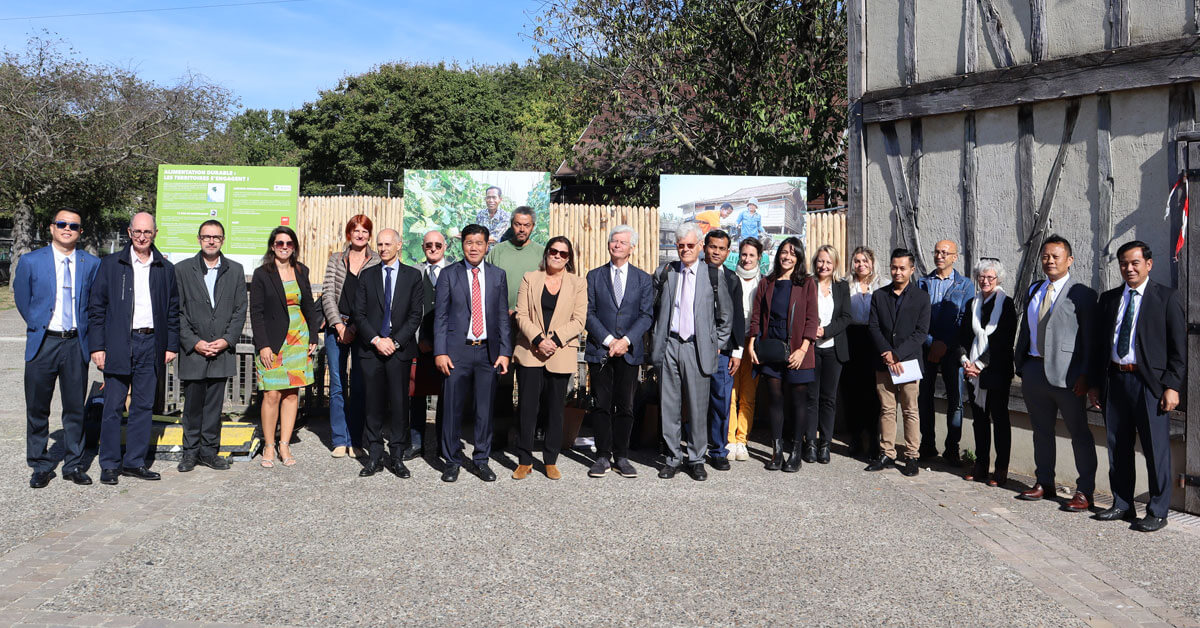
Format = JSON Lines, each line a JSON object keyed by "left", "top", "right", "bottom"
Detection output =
{"left": 9, "top": 196, "right": 34, "bottom": 278}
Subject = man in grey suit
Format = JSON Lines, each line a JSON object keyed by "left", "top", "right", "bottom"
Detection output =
{"left": 174, "top": 220, "right": 248, "bottom": 472}
{"left": 650, "top": 222, "right": 732, "bottom": 481}
{"left": 1014, "top": 234, "right": 1098, "bottom": 511}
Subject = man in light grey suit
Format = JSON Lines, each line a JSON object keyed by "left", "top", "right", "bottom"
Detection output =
{"left": 650, "top": 222, "right": 732, "bottom": 481}
{"left": 1014, "top": 234, "right": 1098, "bottom": 511}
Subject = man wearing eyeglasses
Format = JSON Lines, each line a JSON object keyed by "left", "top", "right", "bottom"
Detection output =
{"left": 406, "top": 230, "right": 454, "bottom": 461}
{"left": 15, "top": 209, "right": 101, "bottom": 488}
{"left": 88, "top": 212, "right": 180, "bottom": 485}
{"left": 916, "top": 239, "right": 974, "bottom": 465}
{"left": 172, "top": 220, "right": 247, "bottom": 473}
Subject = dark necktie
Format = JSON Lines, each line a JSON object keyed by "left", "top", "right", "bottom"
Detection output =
{"left": 382, "top": 266, "right": 393, "bottom": 337}
{"left": 1116, "top": 289, "right": 1137, "bottom": 358}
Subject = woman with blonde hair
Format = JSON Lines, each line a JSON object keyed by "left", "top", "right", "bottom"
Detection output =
{"left": 843, "top": 246, "right": 884, "bottom": 457}
{"left": 804, "top": 244, "right": 852, "bottom": 464}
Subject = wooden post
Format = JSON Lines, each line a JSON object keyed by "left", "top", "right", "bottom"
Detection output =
{"left": 1097, "top": 94, "right": 1116, "bottom": 289}
{"left": 962, "top": 113, "right": 978, "bottom": 272}
{"left": 1181, "top": 131, "right": 1200, "bottom": 515}
{"left": 846, "top": 0, "right": 867, "bottom": 252}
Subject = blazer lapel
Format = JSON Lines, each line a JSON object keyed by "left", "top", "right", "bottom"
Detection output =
{"left": 529, "top": 271, "right": 546, "bottom": 331}
{"left": 600, "top": 264, "right": 618, "bottom": 309}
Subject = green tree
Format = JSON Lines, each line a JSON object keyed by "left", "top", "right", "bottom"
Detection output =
{"left": 530, "top": 0, "right": 847, "bottom": 203}
{"left": 223, "top": 108, "right": 300, "bottom": 167}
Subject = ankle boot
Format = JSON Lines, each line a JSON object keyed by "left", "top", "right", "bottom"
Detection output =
{"left": 764, "top": 439, "right": 784, "bottom": 471}
{"left": 783, "top": 442, "right": 803, "bottom": 473}
{"left": 802, "top": 439, "right": 817, "bottom": 463}
{"left": 816, "top": 439, "right": 831, "bottom": 464}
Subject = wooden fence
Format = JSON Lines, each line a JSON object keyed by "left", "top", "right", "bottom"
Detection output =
{"left": 547, "top": 203, "right": 660, "bottom": 274}
{"left": 296, "top": 195, "right": 405, "bottom": 277}
{"left": 805, "top": 209, "right": 849, "bottom": 277}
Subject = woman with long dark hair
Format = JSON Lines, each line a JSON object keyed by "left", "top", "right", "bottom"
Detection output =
{"left": 746, "top": 237, "right": 818, "bottom": 472}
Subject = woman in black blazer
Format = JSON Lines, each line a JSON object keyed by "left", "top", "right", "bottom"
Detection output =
{"left": 805, "top": 245, "right": 853, "bottom": 463}
{"left": 957, "top": 259, "right": 1017, "bottom": 486}
{"left": 249, "top": 226, "right": 322, "bottom": 467}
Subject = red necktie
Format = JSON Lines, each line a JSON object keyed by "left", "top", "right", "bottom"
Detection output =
{"left": 471, "top": 267, "right": 483, "bottom": 337}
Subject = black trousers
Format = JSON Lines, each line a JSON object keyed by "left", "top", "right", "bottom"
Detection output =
{"left": 408, "top": 394, "right": 444, "bottom": 451}
{"left": 516, "top": 365, "right": 569, "bottom": 466}
{"left": 806, "top": 345, "right": 843, "bottom": 443}
{"left": 761, "top": 375, "right": 808, "bottom": 444}
{"left": 182, "top": 377, "right": 227, "bottom": 459}
{"left": 441, "top": 344, "right": 498, "bottom": 466}
{"left": 25, "top": 335, "right": 88, "bottom": 472}
{"left": 967, "top": 383, "right": 1011, "bottom": 474}
{"left": 589, "top": 359, "right": 638, "bottom": 460}
{"left": 843, "top": 325, "right": 881, "bottom": 451}
{"left": 1105, "top": 369, "right": 1172, "bottom": 518}
{"left": 100, "top": 333, "right": 158, "bottom": 470}
{"left": 360, "top": 353, "right": 412, "bottom": 463}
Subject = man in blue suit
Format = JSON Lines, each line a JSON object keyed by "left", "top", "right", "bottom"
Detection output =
{"left": 88, "top": 212, "right": 180, "bottom": 486}
{"left": 434, "top": 224, "right": 512, "bottom": 483}
{"left": 916, "top": 239, "right": 974, "bottom": 464}
{"left": 584, "top": 225, "right": 654, "bottom": 479}
{"left": 15, "top": 209, "right": 101, "bottom": 488}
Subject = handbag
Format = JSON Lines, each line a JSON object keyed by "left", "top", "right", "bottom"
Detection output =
{"left": 756, "top": 338, "right": 790, "bottom": 364}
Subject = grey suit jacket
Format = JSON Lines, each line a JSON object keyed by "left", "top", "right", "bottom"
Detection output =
{"left": 1014, "top": 276, "right": 1097, "bottom": 389}
{"left": 649, "top": 261, "right": 733, "bottom": 376}
{"left": 174, "top": 253, "right": 248, "bottom": 380}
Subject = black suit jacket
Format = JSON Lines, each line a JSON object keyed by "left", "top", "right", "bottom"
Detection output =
{"left": 718, "top": 266, "right": 746, "bottom": 355}
{"left": 249, "top": 263, "right": 321, "bottom": 354}
{"left": 1092, "top": 279, "right": 1186, "bottom": 399}
{"left": 354, "top": 262, "right": 424, "bottom": 360}
{"left": 868, "top": 281, "right": 931, "bottom": 373}
{"left": 957, "top": 294, "right": 1018, "bottom": 389}
{"left": 820, "top": 279, "right": 854, "bottom": 363}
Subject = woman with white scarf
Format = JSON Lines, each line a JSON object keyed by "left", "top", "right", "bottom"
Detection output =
{"left": 956, "top": 259, "right": 1018, "bottom": 486}
{"left": 727, "top": 237, "right": 765, "bottom": 462}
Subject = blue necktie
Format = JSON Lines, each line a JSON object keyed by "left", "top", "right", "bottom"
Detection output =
{"left": 382, "top": 266, "right": 393, "bottom": 337}
{"left": 1116, "top": 289, "right": 1137, "bottom": 357}
{"left": 62, "top": 257, "right": 74, "bottom": 330}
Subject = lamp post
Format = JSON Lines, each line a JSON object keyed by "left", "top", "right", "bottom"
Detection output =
{"left": 336, "top": 184, "right": 345, "bottom": 196}
{"left": 384, "top": 179, "right": 394, "bottom": 198}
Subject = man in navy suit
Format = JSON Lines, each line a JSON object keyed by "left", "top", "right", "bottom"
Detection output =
{"left": 434, "top": 224, "right": 512, "bottom": 483}
{"left": 584, "top": 225, "right": 654, "bottom": 478}
{"left": 15, "top": 209, "right": 101, "bottom": 488}
{"left": 1089, "top": 241, "right": 1186, "bottom": 532}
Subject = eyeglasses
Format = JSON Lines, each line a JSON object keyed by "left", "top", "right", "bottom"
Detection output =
{"left": 423, "top": 242, "right": 444, "bottom": 250}
{"left": 978, "top": 275, "right": 999, "bottom": 282}
{"left": 199, "top": 235, "right": 224, "bottom": 242}
{"left": 129, "top": 229, "right": 154, "bottom": 238}
{"left": 273, "top": 240, "right": 294, "bottom": 249}
{"left": 53, "top": 221, "right": 82, "bottom": 232}
{"left": 676, "top": 242, "right": 698, "bottom": 250}
{"left": 933, "top": 250, "right": 956, "bottom": 258}
{"left": 547, "top": 248, "right": 570, "bottom": 259}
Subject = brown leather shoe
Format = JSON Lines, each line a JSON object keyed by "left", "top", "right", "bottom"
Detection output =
{"left": 1016, "top": 484, "right": 1045, "bottom": 501}
{"left": 512, "top": 464, "right": 532, "bottom": 480}
{"left": 1063, "top": 491, "right": 1093, "bottom": 512}
{"left": 545, "top": 464, "right": 562, "bottom": 480}
{"left": 988, "top": 469, "right": 1008, "bottom": 487}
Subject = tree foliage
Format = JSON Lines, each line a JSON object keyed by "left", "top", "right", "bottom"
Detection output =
{"left": 530, "top": 0, "right": 847, "bottom": 203}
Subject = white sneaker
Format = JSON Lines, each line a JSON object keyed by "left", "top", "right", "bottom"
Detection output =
{"left": 735, "top": 443, "right": 750, "bottom": 461}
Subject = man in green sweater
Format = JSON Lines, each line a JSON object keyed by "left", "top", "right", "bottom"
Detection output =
{"left": 484, "top": 206, "right": 544, "bottom": 444}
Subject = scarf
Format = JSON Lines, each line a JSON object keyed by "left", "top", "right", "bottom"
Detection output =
{"left": 965, "top": 289, "right": 1006, "bottom": 407}
{"left": 736, "top": 264, "right": 761, "bottom": 281}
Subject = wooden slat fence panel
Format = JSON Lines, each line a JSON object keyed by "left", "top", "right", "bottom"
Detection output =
{"left": 805, "top": 209, "right": 849, "bottom": 277}
{"left": 547, "top": 203, "right": 659, "bottom": 274}
{"left": 296, "top": 196, "right": 405, "bottom": 282}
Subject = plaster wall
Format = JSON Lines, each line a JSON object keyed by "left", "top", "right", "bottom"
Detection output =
{"left": 1128, "top": 0, "right": 1194, "bottom": 46}
{"left": 865, "top": 0, "right": 902, "bottom": 91}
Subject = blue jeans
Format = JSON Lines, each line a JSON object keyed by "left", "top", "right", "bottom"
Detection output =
{"left": 326, "top": 332, "right": 364, "bottom": 448}
{"left": 707, "top": 353, "right": 734, "bottom": 458}
{"left": 918, "top": 353, "right": 964, "bottom": 454}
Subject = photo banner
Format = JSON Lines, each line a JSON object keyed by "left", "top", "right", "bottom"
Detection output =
{"left": 401, "top": 169, "right": 551, "bottom": 265}
{"left": 658, "top": 174, "right": 807, "bottom": 272}
{"left": 156, "top": 164, "right": 300, "bottom": 271}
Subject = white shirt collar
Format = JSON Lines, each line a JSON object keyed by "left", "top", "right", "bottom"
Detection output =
{"left": 1048, "top": 273, "right": 1070, "bottom": 292}
{"left": 51, "top": 246, "right": 76, "bottom": 264}
{"left": 681, "top": 259, "right": 701, "bottom": 274}
{"left": 382, "top": 258, "right": 400, "bottom": 272}
{"left": 1122, "top": 278, "right": 1148, "bottom": 297}
{"left": 131, "top": 250, "right": 153, "bottom": 267}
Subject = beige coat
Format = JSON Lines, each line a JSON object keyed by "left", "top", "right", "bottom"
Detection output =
{"left": 514, "top": 270, "right": 588, "bottom": 374}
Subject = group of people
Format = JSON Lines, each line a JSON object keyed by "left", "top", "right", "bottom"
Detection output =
{"left": 18, "top": 207, "right": 1185, "bottom": 533}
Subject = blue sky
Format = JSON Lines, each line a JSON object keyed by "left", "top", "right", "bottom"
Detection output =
{"left": 0, "top": 0, "right": 542, "bottom": 111}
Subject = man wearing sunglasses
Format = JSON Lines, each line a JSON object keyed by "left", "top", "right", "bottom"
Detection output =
{"left": 407, "top": 230, "right": 454, "bottom": 461}
{"left": 88, "top": 212, "right": 180, "bottom": 485}
{"left": 15, "top": 209, "right": 101, "bottom": 488}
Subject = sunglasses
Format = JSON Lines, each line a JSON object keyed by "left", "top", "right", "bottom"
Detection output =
{"left": 54, "top": 221, "right": 82, "bottom": 232}
{"left": 676, "top": 242, "right": 698, "bottom": 250}
{"left": 423, "top": 242, "right": 444, "bottom": 250}
{"left": 547, "top": 248, "right": 570, "bottom": 259}
{"left": 273, "top": 240, "right": 294, "bottom": 249}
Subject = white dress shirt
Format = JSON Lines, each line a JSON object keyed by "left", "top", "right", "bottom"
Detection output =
{"left": 602, "top": 260, "right": 633, "bottom": 348}
{"left": 48, "top": 247, "right": 78, "bottom": 332}
{"left": 816, "top": 284, "right": 835, "bottom": 349}
{"left": 1110, "top": 279, "right": 1146, "bottom": 364}
{"left": 1025, "top": 273, "right": 1070, "bottom": 358}
{"left": 670, "top": 260, "right": 701, "bottom": 337}
{"left": 131, "top": 250, "right": 155, "bottom": 329}
{"left": 465, "top": 260, "right": 487, "bottom": 342}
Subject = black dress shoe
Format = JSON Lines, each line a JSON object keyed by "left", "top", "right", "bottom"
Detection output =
{"left": 441, "top": 465, "right": 460, "bottom": 482}
{"left": 865, "top": 454, "right": 895, "bottom": 472}
{"left": 1133, "top": 515, "right": 1168, "bottom": 533}
{"left": 63, "top": 468, "right": 92, "bottom": 486}
{"left": 197, "top": 455, "right": 231, "bottom": 471}
{"left": 900, "top": 457, "right": 920, "bottom": 477}
{"left": 388, "top": 459, "right": 411, "bottom": 479}
{"left": 121, "top": 467, "right": 160, "bottom": 481}
{"left": 943, "top": 449, "right": 962, "bottom": 467}
{"left": 707, "top": 456, "right": 731, "bottom": 471}
{"left": 688, "top": 463, "right": 708, "bottom": 481}
{"left": 658, "top": 465, "right": 679, "bottom": 479}
{"left": 918, "top": 447, "right": 939, "bottom": 460}
{"left": 1093, "top": 506, "right": 1137, "bottom": 522}
{"left": 816, "top": 440, "right": 831, "bottom": 464}
{"left": 476, "top": 464, "right": 497, "bottom": 482}
{"left": 359, "top": 459, "right": 384, "bottom": 477}
{"left": 802, "top": 440, "right": 817, "bottom": 464}
{"left": 177, "top": 457, "right": 197, "bottom": 473}
{"left": 30, "top": 470, "right": 55, "bottom": 489}
{"left": 401, "top": 445, "right": 423, "bottom": 461}
{"left": 100, "top": 469, "right": 120, "bottom": 485}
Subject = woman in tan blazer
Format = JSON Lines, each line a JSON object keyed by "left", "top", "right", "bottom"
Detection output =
{"left": 512, "top": 236, "right": 588, "bottom": 480}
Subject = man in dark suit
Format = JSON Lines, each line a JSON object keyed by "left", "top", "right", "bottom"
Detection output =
{"left": 88, "top": 212, "right": 180, "bottom": 485}
{"left": 866, "top": 248, "right": 931, "bottom": 477}
{"left": 15, "top": 208, "right": 101, "bottom": 488}
{"left": 354, "top": 228, "right": 423, "bottom": 479}
{"left": 174, "top": 219, "right": 247, "bottom": 473}
{"left": 1014, "top": 234, "right": 1098, "bottom": 511}
{"left": 434, "top": 224, "right": 512, "bottom": 483}
{"left": 406, "top": 229, "right": 452, "bottom": 460}
{"left": 584, "top": 225, "right": 655, "bottom": 479}
{"left": 702, "top": 229, "right": 744, "bottom": 471}
{"left": 1089, "top": 241, "right": 1185, "bottom": 532}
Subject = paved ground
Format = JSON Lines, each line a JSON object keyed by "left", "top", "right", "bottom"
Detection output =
{"left": 1, "top": 305, "right": 1199, "bottom": 627}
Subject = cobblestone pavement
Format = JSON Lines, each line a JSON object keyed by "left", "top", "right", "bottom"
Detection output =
{"left": 1, "top": 307, "right": 1199, "bottom": 627}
